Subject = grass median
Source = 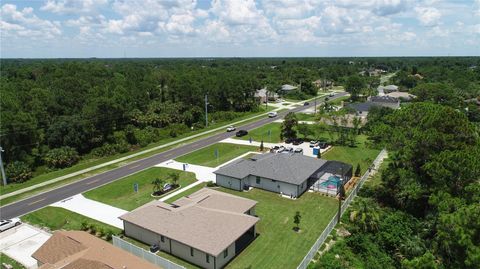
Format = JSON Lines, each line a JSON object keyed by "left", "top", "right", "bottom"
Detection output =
{"left": 233, "top": 122, "right": 283, "bottom": 143}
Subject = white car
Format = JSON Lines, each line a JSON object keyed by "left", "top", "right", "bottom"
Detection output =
{"left": 226, "top": 126, "right": 236, "bottom": 132}
{"left": 0, "top": 218, "right": 21, "bottom": 232}
{"left": 268, "top": 112, "right": 278, "bottom": 118}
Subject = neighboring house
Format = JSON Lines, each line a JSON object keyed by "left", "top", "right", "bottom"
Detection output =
{"left": 32, "top": 231, "right": 159, "bottom": 269}
{"left": 386, "top": 91, "right": 416, "bottom": 101}
{"left": 254, "top": 88, "right": 279, "bottom": 103}
{"left": 378, "top": 84, "right": 399, "bottom": 93}
{"left": 120, "top": 188, "right": 259, "bottom": 269}
{"left": 313, "top": 79, "right": 333, "bottom": 88}
{"left": 347, "top": 96, "right": 400, "bottom": 117}
{"left": 280, "top": 84, "right": 298, "bottom": 92}
{"left": 214, "top": 153, "right": 352, "bottom": 198}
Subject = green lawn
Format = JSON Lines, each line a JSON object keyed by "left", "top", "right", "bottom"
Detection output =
{"left": 164, "top": 183, "right": 208, "bottom": 204}
{"left": 0, "top": 253, "right": 25, "bottom": 269}
{"left": 175, "top": 143, "right": 258, "bottom": 168}
{"left": 218, "top": 188, "right": 338, "bottom": 269}
{"left": 84, "top": 167, "right": 197, "bottom": 211}
{"left": 21, "top": 207, "right": 121, "bottom": 235}
{"left": 323, "top": 135, "right": 381, "bottom": 175}
{"left": 234, "top": 122, "right": 283, "bottom": 143}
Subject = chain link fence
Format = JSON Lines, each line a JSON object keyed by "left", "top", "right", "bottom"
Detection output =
{"left": 112, "top": 236, "right": 186, "bottom": 269}
{"left": 297, "top": 149, "right": 387, "bottom": 269}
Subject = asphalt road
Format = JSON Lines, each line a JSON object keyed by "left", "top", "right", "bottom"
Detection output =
{"left": 0, "top": 93, "right": 347, "bottom": 219}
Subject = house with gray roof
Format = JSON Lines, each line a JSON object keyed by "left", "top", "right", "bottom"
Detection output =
{"left": 214, "top": 153, "right": 352, "bottom": 198}
{"left": 280, "top": 84, "right": 298, "bottom": 92}
{"left": 120, "top": 188, "right": 259, "bottom": 269}
{"left": 347, "top": 96, "right": 400, "bottom": 117}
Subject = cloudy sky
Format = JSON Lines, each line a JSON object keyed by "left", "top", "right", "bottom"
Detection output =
{"left": 1, "top": 0, "right": 479, "bottom": 58}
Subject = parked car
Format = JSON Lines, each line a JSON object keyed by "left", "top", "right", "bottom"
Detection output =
{"left": 276, "top": 146, "right": 286, "bottom": 153}
{"left": 150, "top": 244, "right": 159, "bottom": 253}
{"left": 318, "top": 141, "right": 328, "bottom": 149}
{"left": 294, "top": 148, "right": 303, "bottom": 154}
{"left": 283, "top": 147, "right": 293, "bottom": 153}
{"left": 268, "top": 111, "right": 278, "bottom": 118}
{"left": 329, "top": 92, "right": 335, "bottom": 97}
{"left": 236, "top": 130, "right": 248, "bottom": 137}
{"left": 270, "top": 145, "right": 280, "bottom": 153}
{"left": 226, "top": 126, "right": 236, "bottom": 132}
{"left": 292, "top": 138, "right": 303, "bottom": 145}
{"left": 0, "top": 218, "right": 21, "bottom": 232}
{"left": 304, "top": 102, "right": 309, "bottom": 106}
{"left": 309, "top": 140, "right": 318, "bottom": 148}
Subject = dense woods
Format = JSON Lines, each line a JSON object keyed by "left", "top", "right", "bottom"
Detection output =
{"left": 1, "top": 57, "right": 479, "bottom": 186}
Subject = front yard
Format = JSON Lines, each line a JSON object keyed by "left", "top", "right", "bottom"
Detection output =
{"left": 83, "top": 167, "right": 197, "bottom": 211}
{"left": 175, "top": 143, "right": 258, "bottom": 167}
{"left": 21, "top": 206, "right": 121, "bottom": 235}
{"left": 234, "top": 122, "right": 283, "bottom": 143}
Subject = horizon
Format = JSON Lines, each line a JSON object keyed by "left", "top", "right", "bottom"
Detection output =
{"left": 1, "top": 0, "right": 479, "bottom": 58}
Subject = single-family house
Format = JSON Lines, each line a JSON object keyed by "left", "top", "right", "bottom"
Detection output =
{"left": 313, "top": 79, "right": 333, "bottom": 89}
{"left": 386, "top": 91, "right": 416, "bottom": 101}
{"left": 214, "top": 153, "right": 352, "bottom": 198}
{"left": 120, "top": 188, "right": 259, "bottom": 269}
{"left": 378, "top": 85, "right": 399, "bottom": 93}
{"left": 280, "top": 84, "right": 298, "bottom": 92}
{"left": 254, "top": 88, "right": 279, "bottom": 103}
{"left": 32, "top": 231, "right": 160, "bottom": 269}
{"left": 347, "top": 96, "right": 400, "bottom": 117}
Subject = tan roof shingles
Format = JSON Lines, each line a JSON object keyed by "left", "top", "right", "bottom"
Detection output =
{"left": 33, "top": 231, "right": 160, "bottom": 269}
{"left": 120, "top": 188, "right": 259, "bottom": 256}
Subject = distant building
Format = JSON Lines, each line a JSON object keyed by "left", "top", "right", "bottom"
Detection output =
{"left": 32, "top": 231, "right": 159, "bottom": 269}
{"left": 120, "top": 188, "right": 259, "bottom": 269}
{"left": 313, "top": 79, "right": 333, "bottom": 88}
{"left": 377, "top": 85, "right": 399, "bottom": 94}
{"left": 386, "top": 91, "right": 416, "bottom": 101}
{"left": 280, "top": 84, "right": 298, "bottom": 92}
{"left": 348, "top": 96, "right": 400, "bottom": 117}
{"left": 255, "top": 88, "right": 279, "bottom": 103}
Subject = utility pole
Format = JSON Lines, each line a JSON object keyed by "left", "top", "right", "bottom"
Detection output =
{"left": 205, "top": 94, "right": 208, "bottom": 128}
{"left": 265, "top": 87, "right": 268, "bottom": 110}
{"left": 0, "top": 146, "right": 7, "bottom": 186}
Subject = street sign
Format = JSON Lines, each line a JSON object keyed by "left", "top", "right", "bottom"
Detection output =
{"left": 214, "top": 149, "right": 219, "bottom": 158}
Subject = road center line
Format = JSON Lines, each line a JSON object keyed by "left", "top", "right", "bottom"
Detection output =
{"left": 85, "top": 179, "right": 100, "bottom": 185}
{"left": 27, "top": 198, "right": 45, "bottom": 206}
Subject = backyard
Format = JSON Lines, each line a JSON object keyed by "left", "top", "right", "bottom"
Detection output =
{"left": 83, "top": 167, "right": 197, "bottom": 211}
{"left": 175, "top": 143, "right": 258, "bottom": 167}
{"left": 21, "top": 206, "right": 121, "bottom": 235}
{"left": 218, "top": 188, "right": 338, "bottom": 269}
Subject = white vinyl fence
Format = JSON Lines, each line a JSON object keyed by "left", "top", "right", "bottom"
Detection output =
{"left": 113, "top": 236, "right": 186, "bottom": 269}
{"left": 297, "top": 149, "right": 388, "bottom": 269}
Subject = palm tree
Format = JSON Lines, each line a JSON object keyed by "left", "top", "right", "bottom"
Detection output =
{"left": 169, "top": 172, "right": 179, "bottom": 187}
{"left": 151, "top": 178, "right": 164, "bottom": 194}
{"left": 349, "top": 197, "right": 380, "bottom": 232}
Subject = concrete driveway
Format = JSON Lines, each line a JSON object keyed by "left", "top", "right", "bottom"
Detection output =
{"left": 0, "top": 224, "right": 51, "bottom": 269}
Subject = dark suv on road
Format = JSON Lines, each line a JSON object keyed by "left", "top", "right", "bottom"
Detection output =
{"left": 236, "top": 130, "right": 248, "bottom": 137}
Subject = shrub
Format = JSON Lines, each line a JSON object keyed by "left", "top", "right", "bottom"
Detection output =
{"left": 44, "top": 147, "right": 79, "bottom": 169}
{"left": 80, "top": 220, "right": 89, "bottom": 231}
{"left": 88, "top": 224, "right": 97, "bottom": 235}
{"left": 207, "top": 182, "right": 217, "bottom": 187}
{"left": 5, "top": 161, "right": 32, "bottom": 183}
{"left": 105, "top": 230, "right": 114, "bottom": 241}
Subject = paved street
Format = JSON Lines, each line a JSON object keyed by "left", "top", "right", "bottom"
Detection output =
{"left": 0, "top": 93, "right": 347, "bottom": 219}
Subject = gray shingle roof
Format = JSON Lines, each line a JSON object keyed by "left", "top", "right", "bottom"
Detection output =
{"left": 213, "top": 153, "right": 327, "bottom": 185}
{"left": 370, "top": 96, "right": 399, "bottom": 104}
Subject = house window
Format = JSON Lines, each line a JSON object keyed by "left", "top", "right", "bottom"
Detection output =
{"left": 190, "top": 247, "right": 194, "bottom": 257}
{"left": 256, "top": 176, "right": 261, "bottom": 184}
{"left": 160, "top": 236, "right": 165, "bottom": 243}
{"left": 224, "top": 248, "right": 228, "bottom": 258}
{"left": 206, "top": 254, "right": 210, "bottom": 263}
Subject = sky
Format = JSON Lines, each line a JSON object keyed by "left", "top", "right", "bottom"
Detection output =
{"left": 0, "top": 0, "right": 479, "bottom": 58}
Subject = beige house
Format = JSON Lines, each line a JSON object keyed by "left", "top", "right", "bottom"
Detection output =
{"left": 120, "top": 188, "right": 259, "bottom": 269}
{"left": 254, "top": 88, "right": 279, "bottom": 103}
{"left": 32, "top": 231, "right": 160, "bottom": 269}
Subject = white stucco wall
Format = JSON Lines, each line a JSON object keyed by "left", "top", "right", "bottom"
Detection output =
{"left": 246, "top": 175, "right": 306, "bottom": 197}
{"left": 216, "top": 174, "right": 242, "bottom": 191}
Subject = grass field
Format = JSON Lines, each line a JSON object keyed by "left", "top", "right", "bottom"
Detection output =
{"left": 175, "top": 143, "right": 258, "bottom": 167}
{"left": 217, "top": 188, "right": 338, "bottom": 269}
{"left": 84, "top": 167, "right": 197, "bottom": 211}
{"left": 0, "top": 253, "right": 25, "bottom": 269}
{"left": 234, "top": 122, "right": 283, "bottom": 143}
{"left": 21, "top": 207, "right": 121, "bottom": 235}
{"left": 323, "top": 135, "right": 381, "bottom": 175}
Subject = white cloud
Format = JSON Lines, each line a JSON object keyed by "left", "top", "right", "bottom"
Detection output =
{"left": 1, "top": 4, "right": 61, "bottom": 39}
{"left": 415, "top": 6, "right": 441, "bottom": 26}
{"left": 41, "top": 0, "right": 108, "bottom": 14}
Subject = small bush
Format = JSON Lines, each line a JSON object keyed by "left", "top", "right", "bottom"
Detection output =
{"left": 88, "top": 224, "right": 97, "bottom": 235}
{"left": 5, "top": 161, "right": 32, "bottom": 183}
{"left": 80, "top": 220, "right": 89, "bottom": 231}
{"left": 44, "top": 146, "right": 79, "bottom": 169}
{"left": 105, "top": 230, "right": 114, "bottom": 241}
{"left": 207, "top": 182, "right": 217, "bottom": 187}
